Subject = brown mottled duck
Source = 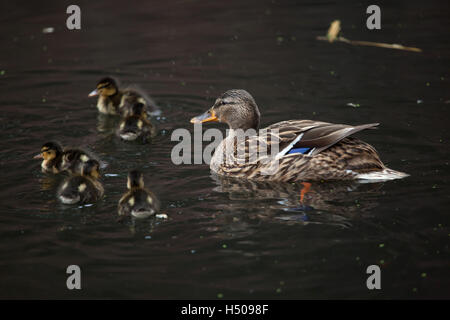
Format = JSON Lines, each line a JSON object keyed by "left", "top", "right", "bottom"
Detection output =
{"left": 191, "top": 89, "right": 408, "bottom": 182}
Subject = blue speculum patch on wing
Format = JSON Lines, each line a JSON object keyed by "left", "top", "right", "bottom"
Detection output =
{"left": 287, "top": 147, "right": 311, "bottom": 154}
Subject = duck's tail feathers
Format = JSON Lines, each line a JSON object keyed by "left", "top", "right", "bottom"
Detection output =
{"left": 120, "top": 132, "right": 138, "bottom": 141}
{"left": 355, "top": 168, "right": 409, "bottom": 182}
{"left": 131, "top": 209, "right": 155, "bottom": 219}
{"left": 59, "top": 195, "right": 81, "bottom": 204}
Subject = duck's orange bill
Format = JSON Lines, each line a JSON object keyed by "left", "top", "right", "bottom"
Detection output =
{"left": 190, "top": 109, "right": 218, "bottom": 124}
{"left": 33, "top": 153, "right": 43, "bottom": 159}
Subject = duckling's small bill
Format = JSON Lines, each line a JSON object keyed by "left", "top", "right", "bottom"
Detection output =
{"left": 88, "top": 89, "right": 99, "bottom": 97}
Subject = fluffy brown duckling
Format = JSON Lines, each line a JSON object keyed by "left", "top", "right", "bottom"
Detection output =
{"left": 118, "top": 170, "right": 160, "bottom": 218}
{"left": 33, "top": 142, "right": 94, "bottom": 174}
{"left": 57, "top": 159, "right": 104, "bottom": 205}
{"left": 117, "top": 103, "right": 156, "bottom": 143}
{"left": 88, "top": 77, "right": 158, "bottom": 116}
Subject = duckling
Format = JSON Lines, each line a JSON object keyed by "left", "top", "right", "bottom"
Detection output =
{"left": 57, "top": 159, "right": 104, "bottom": 205}
{"left": 118, "top": 170, "right": 160, "bottom": 218}
{"left": 88, "top": 77, "right": 158, "bottom": 116}
{"left": 117, "top": 103, "right": 156, "bottom": 143}
{"left": 34, "top": 142, "right": 95, "bottom": 174}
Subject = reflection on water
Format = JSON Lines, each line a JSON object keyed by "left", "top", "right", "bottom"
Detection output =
{"left": 37, "top": 174, "right": 61, "bottom": 192}
{"left": 212, "top": 174, "right": 383, "bottom": 228}
{"left": 117, "top": 214, "right": 164, "bottom": 236}
{"left": 96, "top": 113, "right": 120, "bottom": 138}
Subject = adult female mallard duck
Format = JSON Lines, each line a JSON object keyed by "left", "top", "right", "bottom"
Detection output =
{"left": 88, "top": 77, "right": 158, "bottom": 116}
{"left": 33, "top": 142, "right": 94, "bottom": 174}
{"left": 190, "top": 89, "right": 408, "bottom": 182}
{"left": 117, "top": 103, "right": 157, "bottom": 143}
{"left": 57, "top": 159, "right": 104, "bottom": 204}
{"left": 118, "top": 170, "right": 160, "bottom": 218}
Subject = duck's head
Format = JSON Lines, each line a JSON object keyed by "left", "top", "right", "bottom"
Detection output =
{"left": 127, "top": 170, "right": 144, "bottom": 189}
{"left": 88, "top": 77, "right": 118, "bottom": 98}
{"left": 33, "top": 142, "right": 62, "bottom": 161}
{"left": 191, "top": 89, "right": 260, "bottom": 130}
{"left": 81, "top": 159, "right": 100, "bottom": 179}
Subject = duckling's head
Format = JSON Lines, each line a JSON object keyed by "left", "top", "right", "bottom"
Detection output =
{"left": 131, "top": 103, "right": 146, "bottom": 117}
{"left": 127, "top": 170, "right": 144, "bottom": 189}
{"left": 88, "top": 77, "right": 118, "bottom": 98}
{"left": 81, "top": 159, "right": 100, "bottom": 179}
{"left": 191, "top": 89, "right": 260, "bottom": 131}
{"left": 33, "top": 142, "right": 62, "bottom": 161}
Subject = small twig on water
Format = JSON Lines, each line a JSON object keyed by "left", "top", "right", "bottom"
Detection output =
{"left": 317, "top": 20, "right": 422, "bottom": 53}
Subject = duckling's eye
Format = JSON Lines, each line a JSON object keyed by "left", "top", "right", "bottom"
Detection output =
{"left": 97, "top": 83, "right": 109, "bottom": 90}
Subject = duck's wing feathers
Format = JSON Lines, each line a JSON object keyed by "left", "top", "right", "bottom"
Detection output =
{"left": 265, "top": 120, "right": 379, "bottom": 156}
{"left": 231, "top": 120, "right": 379, "bottom": 166}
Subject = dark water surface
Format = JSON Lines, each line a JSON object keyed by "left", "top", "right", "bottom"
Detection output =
{"left": 0, "top": 0, "right": 449, "bottom": 299}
